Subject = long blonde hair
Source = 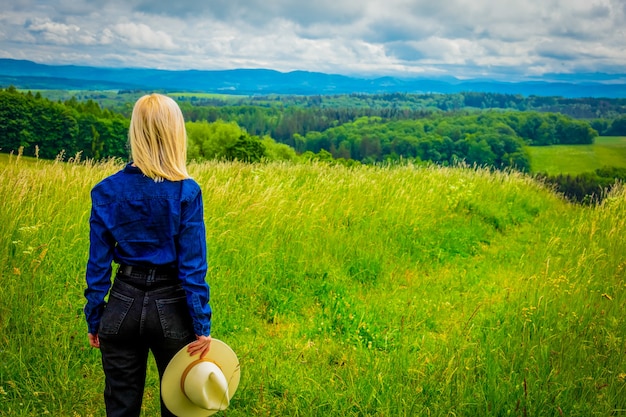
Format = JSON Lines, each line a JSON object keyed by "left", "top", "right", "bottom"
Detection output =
{"left": 129, "top": 94, "right": 189, "bottom": 181}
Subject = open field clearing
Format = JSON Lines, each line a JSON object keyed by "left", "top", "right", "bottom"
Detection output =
{"left": 527, "top": 136, "right": 626, "bottom": 175}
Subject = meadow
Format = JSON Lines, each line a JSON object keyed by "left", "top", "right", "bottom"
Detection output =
{"left": 0, "top": 154, "right": 625, "bottom": 416}
{"left": 527, "top": 136, "right": 626, "bottom": 175}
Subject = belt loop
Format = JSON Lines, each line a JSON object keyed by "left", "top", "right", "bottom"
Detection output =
{"left": 147, "top": 268, "right": 156, "bottom": 285}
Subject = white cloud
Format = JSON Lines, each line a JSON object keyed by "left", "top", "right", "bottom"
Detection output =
{"left": 25, "top": 18, "right": 99, "bottom": 45}
{"left": 111, "top": 22, "right": 176, "bottom": 50}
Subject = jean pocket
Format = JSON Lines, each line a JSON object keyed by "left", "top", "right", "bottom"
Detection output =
{"left": 155, "top": 296, "right": 193, "bottom": 339}
{"left": 99, "top": 291, "right": 134, "bottom": 335}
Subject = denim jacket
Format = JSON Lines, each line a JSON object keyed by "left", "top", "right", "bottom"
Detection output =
{"left": 84, "top": 164, "right": 211, "bottom": 336}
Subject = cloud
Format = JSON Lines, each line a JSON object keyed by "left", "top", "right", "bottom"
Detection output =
{"left": 25, "top": 18, "right": 97, "bottom": 46}
{"left": 110, "top": 22, "right": 176, "bottom": 50}
{"left": 131, "top": 0, "right": 364, "bottom": 26}
{"left": 0, "top": 0, "right": 624, "bottom": 79}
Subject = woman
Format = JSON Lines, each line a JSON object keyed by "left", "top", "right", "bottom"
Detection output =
{"left": 84, "top": 93, "right": 212, "bottom": 417}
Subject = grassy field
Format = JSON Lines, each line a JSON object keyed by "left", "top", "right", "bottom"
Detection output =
{"left": 168, "top": 92, "right": 250, "bottom": 99}
{"left": 527, "top": 136, "right": 626, "bottom": 175}
{"left": 25, "top": 90, "right": 250, "bottom": 107}
{"left": 0, "top": 154, "right": 625, "bottom": 416}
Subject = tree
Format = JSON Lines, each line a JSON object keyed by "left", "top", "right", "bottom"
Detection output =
{"left": 186, "top": 119, "right": 245, "bottom": 161}
{"left": 555, "top": 116, "right": 597, "bottom": 144}
{"left": 224, "top": 134, "right": 266, "bottom": 162}
{"left": 465, "top": 138, "right": 496, "bottom": 166}
{"left": 606, "top": 116, "right": 626, "bottom": 136}
{"left": 262, "top": 136, "right": 297, "bottom": 161}
{"left": 359, "top": 136, "right": 382, "bottom": 162}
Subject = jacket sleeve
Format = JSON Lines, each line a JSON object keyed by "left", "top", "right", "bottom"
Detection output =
{"left": 84, "top": 195, "right": 115, "bottom": 334}
{"left": 177, "top": 182, "right": 212, "bottom": 336}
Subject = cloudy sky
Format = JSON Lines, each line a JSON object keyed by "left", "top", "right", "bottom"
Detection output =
{"left": 1, "top": 0, "right": 625, "bottom": 80}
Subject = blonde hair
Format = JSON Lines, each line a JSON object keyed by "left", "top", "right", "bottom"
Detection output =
{"left": 129, "top": 94, "right": 189, "bottom": 181}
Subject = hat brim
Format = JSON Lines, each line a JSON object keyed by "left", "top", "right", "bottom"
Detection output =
{"left": 162, "top": 339, "right": 240, "bottom": 417}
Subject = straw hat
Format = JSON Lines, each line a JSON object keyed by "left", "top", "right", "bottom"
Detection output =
{"left": 162, "top": 339, "right": 240, "bottom": 417}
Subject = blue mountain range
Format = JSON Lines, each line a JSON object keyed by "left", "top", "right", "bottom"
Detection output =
{"left": 1, "top": 58, "right": 626, "bottom": 98}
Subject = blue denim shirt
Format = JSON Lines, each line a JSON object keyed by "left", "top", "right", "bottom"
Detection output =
{"left": 84, "top": 164, "right": 211, "bottom": 336}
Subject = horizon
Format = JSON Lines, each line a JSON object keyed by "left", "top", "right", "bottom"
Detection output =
{"left": 4, "top": 57, "right": 626, "bottom": 86}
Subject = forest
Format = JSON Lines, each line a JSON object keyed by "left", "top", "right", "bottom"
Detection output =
{"left": 1, "top": 86, "right": 626, "bottom": 202}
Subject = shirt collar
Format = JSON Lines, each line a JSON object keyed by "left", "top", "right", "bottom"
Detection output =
{"left": 124, "top": 163, "right": 143, "bottom": 174}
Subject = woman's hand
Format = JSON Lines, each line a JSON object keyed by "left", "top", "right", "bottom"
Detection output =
{"left": 88, "top": 333, "right": 100, "bottom": 348}
{"left": 187, "top": 335, "right": 212, "bottom": 359}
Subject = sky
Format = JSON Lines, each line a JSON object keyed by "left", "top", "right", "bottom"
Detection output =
{"left": 1, "top": 0, "right": 625, "bottom": 80}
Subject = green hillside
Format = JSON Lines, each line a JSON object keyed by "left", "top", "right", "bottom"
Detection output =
{"left": 1, "top": 156, "right": 625, "bottom": 416}
{"left": 528, "top": 136, "right": 626, "bottom": 175}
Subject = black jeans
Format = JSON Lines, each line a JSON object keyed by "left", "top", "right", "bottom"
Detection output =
{"left": 98, "top": 271, "right": 195, "bottom": 417}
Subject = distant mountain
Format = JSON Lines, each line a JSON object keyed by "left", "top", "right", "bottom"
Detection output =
{"left": 1, "top": 58, "right": 626, "bottom": 98}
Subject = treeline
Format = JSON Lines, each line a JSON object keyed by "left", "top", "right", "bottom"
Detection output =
{"left": 173, "top": 91, "right": 626, "bottom": 120}
{"left": 0, "top": 87, "right": 607, "bottom": 172}
{"left": 290, "top": 111, "right": 597, "bottom": 169}
{"left": 0, "top": 86, "right": 128, "bottom": 160}
{"left": 174, "top": 94, "right": 625, "bottom": 148}
{"left": 177, "top": 102, "right": 432, "bottom": 145}
{"left": 0, "top": 87, "right": 294, "bottom": 163}
{"left": 590, "top": 117, "right": 626, "bottom": 137}
{"left": 536, "top": 167, "right": 626, "bottom": 204}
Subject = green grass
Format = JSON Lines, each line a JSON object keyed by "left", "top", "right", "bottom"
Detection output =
{"left": 527, "top": 136, "right": 626, "bottom": 175}
{"left": 168, "top": 92, "right": 250, "bottom": 99}
{"left": 1, "top": 157, "right": 625, "bottom": 416}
